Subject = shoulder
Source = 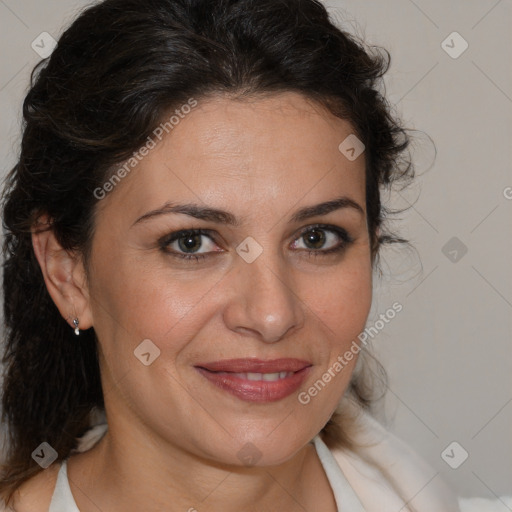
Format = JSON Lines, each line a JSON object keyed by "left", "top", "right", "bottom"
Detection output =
{"left": 328, "top": 410, "right": 512, "bottom": 511}
{"left": 0, "top": 421, "right": 107, "bottom": 512}
{"left": 328, "top": 408, "right": 460, "bottom": 511}
{"left": 2, "top": 463, "right": 60, "bottom": 512}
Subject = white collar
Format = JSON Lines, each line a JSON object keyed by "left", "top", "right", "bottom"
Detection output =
{"left": 312, "top": 434, "right": 367, "bottom": 511}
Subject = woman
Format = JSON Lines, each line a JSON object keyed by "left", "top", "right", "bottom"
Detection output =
{"left": 0, "top": 0, "right": 508, "bottom": 510}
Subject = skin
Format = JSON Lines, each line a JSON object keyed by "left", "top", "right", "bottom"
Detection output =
{"left": 22, "top": 91, "right": 373, "bottom": 512}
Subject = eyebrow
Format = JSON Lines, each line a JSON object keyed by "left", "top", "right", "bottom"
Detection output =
{"left": 132, "top": 196, "right": 364, "bottom": 227}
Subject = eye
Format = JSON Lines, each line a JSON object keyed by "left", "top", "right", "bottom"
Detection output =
{"left": 159, "top": 224, "right": 353, "bottom": 263}
{"left": 291, "top": 224, "right": 353, "bottom": 256}
{"left": 159, "top": 229, "right": 220, "bottom": 261}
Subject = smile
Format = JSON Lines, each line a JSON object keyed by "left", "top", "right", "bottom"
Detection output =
{"left": 195, "top": 359, "right": 312, "bottom": 402}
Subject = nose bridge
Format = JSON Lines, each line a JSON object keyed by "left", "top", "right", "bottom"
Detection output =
{"left": 225, "top": 243, "right": 304, "bottom": 343}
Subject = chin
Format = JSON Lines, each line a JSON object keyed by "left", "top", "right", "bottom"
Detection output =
{"left": 204, "top": 423, "right": 315, "bottom": 468}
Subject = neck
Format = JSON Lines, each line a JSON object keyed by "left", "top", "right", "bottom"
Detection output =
{"left": 67, "top": 421, "right": 328, "bottom": 512}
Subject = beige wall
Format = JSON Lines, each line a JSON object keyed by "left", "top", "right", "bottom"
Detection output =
{"left": 0, "top": 0, "right": 510, "bottom": 498}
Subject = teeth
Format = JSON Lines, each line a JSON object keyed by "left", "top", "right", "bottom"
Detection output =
{"left": 225, "top": 371, "right": 293, "bottom": 381}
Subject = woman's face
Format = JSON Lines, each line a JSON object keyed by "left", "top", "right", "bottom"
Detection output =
{"left": 86, "top": 92, "right": 372, "bottom": 466}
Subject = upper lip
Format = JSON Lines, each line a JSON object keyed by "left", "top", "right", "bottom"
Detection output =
{"left": 195, "top": 358, "right": 312, "bottom": 373}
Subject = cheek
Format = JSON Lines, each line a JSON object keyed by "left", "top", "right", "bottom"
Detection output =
{"left": 89, "top": 250, "right": 221, "bottom": 346}
{"left": 296, "top": 264, "right": 372, "bottom": 419}
{"left": 307, "top": 260, "right": 373, "bottom": 343}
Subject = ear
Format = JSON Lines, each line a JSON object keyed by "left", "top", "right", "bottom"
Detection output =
{"left": 31, "top": 215, "right": 93, "bottom": 332}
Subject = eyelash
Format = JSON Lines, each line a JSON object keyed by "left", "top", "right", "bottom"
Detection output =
{"left": 158, "top": 224, "right": 354, "bottom": 262}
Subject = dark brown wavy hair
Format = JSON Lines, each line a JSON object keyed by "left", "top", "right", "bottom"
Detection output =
{"left": 1, "top": 0, "right": 413, "bottom": 503}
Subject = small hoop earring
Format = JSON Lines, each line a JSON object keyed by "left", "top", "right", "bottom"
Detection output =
{"left": 73, "top": 318, "right": 80, "bottom": 336}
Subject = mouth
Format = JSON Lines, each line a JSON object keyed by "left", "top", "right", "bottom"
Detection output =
{"left": 194, "top": 358, "right": 312, "bottom": 403}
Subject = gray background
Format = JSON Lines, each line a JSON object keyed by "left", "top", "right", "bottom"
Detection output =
{"left": 0, "top": 0, "right": 510, "bottom": 500}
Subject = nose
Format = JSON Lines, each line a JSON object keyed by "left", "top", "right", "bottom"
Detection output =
{"left": 223, "top": 254, "right": 305, "bottom": 343}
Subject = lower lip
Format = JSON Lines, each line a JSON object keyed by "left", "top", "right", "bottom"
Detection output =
{"left": 195, "top": 367, "right": 311, "bottom": 403}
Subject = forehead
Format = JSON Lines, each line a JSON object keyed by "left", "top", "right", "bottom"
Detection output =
{"left": 98, "top": 92, "right": 366, "bottom": 221}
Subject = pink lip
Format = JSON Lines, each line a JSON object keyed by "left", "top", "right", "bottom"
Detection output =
{"left": 195, "top": 358, "right": 312, "bottom": 403}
